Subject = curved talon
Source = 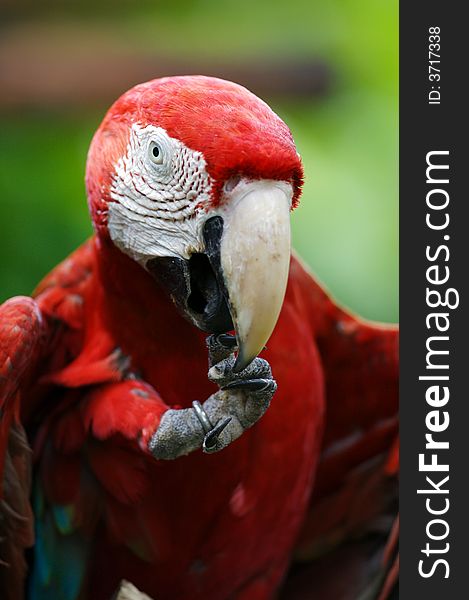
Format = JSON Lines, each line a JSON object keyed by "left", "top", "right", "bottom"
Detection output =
{"left": 207, "top": 333, "right": 237, "bottom": 368}
{"left": 203, "top": 417, "right": 233, "bottom": 453}
{"left": 216, "top": 333, "right": 238, "bottom": 349}
{"left": 192, "top": 400, "right": 213, "bottom": 434}
{"left": 193, "top": 401, "right": 233, "bottom": 454}
{"left": 221, "top": 378, "right": 273, "bottom": 392}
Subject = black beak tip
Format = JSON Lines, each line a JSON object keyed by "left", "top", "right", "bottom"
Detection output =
{"left": 233, "top": 349, "right": 253, "bottom": 373}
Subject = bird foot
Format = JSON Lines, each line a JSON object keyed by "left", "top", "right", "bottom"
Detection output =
{"left": 148, "top": 334, "right": 276, "bottom": 459}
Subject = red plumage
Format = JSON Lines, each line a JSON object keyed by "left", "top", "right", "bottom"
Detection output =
{"left": 0, "top": 76, "right": 398, "bottom": 600}
{"left": 86, "top": 76, "right": 303, "bottom": 235}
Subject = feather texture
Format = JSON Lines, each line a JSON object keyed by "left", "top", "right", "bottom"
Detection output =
{"left": 0, "top": 77, "right": 398, "bottom": 599}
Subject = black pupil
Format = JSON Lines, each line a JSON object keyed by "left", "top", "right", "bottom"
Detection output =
{"left": 152, "top": 145, "right": 160, "bottom": 158}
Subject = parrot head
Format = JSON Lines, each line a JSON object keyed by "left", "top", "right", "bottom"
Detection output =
{"left": 86, "top": 76, "right": 303, "bottom": 370}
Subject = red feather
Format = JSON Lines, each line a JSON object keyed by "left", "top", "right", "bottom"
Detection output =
{"left": 0, "top": 77, "right": 397, "bottom": 599}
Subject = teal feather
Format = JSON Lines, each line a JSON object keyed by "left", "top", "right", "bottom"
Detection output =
{"left": 52, "top": 505, "right": 75, "bottom": 536}
{"left": 29, "top": 484, "right": 89, "bottom": 600}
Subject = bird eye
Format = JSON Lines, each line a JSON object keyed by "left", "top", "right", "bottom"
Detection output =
{"left": 149, "top": 142, "right": 164, "bottom": 165}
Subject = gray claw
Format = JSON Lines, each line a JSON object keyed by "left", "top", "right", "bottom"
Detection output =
{"left": 203, "top": 416, "right": 233, "bottom": 453}
{"left": 148, "top": 336, "right": 277, "bottom": 460}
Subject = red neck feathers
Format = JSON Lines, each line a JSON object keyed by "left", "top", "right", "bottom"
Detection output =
{"left": 92, "top": 237, "right": 212, "bottom": 406}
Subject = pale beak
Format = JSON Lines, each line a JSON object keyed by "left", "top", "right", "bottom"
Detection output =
{"left": 217, "top": 180, "right": 292, "bottom": 371}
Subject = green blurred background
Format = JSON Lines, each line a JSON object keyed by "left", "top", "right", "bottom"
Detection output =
{"left": 0, "top": 0, "right": 398, "bottom": 322}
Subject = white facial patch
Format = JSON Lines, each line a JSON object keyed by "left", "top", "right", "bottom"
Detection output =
{"left": 108, "top": 124, "right": 213, "bottom": 264}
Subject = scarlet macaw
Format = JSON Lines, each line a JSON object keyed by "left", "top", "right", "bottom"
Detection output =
{"left": 0, "top": 76, "right": 398, "bottom": 599}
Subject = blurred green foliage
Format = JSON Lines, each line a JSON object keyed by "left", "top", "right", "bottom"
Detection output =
{"left": 0, "top": 0, "right": 397, "bottom": 322}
